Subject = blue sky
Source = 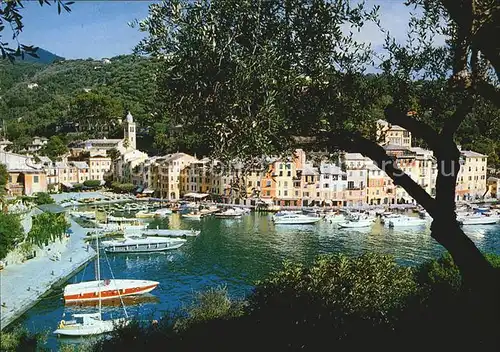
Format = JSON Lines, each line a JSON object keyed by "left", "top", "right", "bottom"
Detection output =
{"left": 12, "top": 1, "right": 157, "bottom": 59}
{"left": 10, "top": 1, "right": 441, "bottom": 60}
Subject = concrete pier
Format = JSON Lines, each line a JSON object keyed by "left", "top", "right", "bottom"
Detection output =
{"left": 0, "top": 219, "right": 96, "bottom": 330}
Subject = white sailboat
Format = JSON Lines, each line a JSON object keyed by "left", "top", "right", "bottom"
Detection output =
{"left": 54, "top": 208, "right": 130, "bottom": 337}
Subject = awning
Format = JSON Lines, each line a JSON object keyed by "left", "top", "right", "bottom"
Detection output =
{"left": 143, "top": 188, "right": 155, "bottom": 194}
{"left": 61, "top": 182, "right": 73, "bottom": 189}
{"left": 184, "top": 193, "right": 209, "bottom": 199}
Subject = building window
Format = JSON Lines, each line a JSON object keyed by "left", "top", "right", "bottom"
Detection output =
{"left": 316, "top": 192, "right": 320, "bottom": 197}
{"left": 323, "top": 183, "right": 329, "bottom": 188}
{"left": 266, "top": 180, "right": 271, "bottom": 187}
{"left": 33, "top": 176, "right": 39, "bottom": 183}
{"left": 284, "top": 190, "right": 288, "bottom": 196}
{"left": 284, "top": 181, "right": 288, "bottom": 187}
{"left": 279, "top": 171, "right": 283, "bottom": 176}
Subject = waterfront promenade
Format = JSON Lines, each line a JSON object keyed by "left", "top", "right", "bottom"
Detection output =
{"left": 0, "top": 219, "right": 96, "bottom": 330}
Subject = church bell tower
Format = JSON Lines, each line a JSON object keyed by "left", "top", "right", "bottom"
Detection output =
{"left": 124, "top": 111, "right": 136, "bottom": 150}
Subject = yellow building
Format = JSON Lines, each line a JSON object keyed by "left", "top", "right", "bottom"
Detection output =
{"left": 456, "top": 150, "right": 488, "bottom": 201}
{"left": 88, "top": 155, "right": 112, "bottom": 182}
{"left": 377, "top": 119, "right": 412, "bottom": 148}
{"left": 159, "top": 153, "right": 197, "bottom": 200}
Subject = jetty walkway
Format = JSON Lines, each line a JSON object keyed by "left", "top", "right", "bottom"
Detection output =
{"left": 0, "top": 219, "right": 96, "bottom": 330}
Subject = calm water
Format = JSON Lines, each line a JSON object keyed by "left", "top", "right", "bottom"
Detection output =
{"left": 14, "top": 212, "right": 500, "bottom": 349}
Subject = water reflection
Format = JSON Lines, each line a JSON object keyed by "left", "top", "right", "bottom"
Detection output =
{"left": 14, "top": 213, "right": 500, "bottom": 350}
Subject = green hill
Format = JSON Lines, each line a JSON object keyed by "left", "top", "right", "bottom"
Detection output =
{"left": 22, "top": 48, "right": 65, "bottom": 64}
{"left": 0, "top": 55, "right": 156, "bottom": 149}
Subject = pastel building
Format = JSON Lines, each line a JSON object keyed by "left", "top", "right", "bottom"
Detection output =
{"left": 158, "top": 153, "right": 197, "bottom": 200}
{"left": 377, "top": 119, "right": 412, "bottom": 148}
{"left": 0, "top": 151, "right": 47, "bottom": 196}
{"left": 318, "top": 163, "right": 347, "bottom": 206}
{"left": 456, "top": 150, "right": 488, "bottom": 201}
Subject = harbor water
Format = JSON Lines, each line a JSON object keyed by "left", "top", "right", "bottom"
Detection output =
{"left": 13, "top": 212, "right": 500, "bottom": 349}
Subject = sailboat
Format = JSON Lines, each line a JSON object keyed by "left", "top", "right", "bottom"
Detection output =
{"left": 54, "top": 208, "right": 130, "bottom": 337}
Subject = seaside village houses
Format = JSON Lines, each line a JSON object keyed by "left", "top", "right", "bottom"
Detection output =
{"left": 0, "top": 112, "right": 490, "bottom": 204}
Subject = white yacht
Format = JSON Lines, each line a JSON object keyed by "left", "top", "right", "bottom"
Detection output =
{"left": 102, "top": 236, "right": 186, "bottom": 253}
{"left": 387, "top": 216, "right": 427, "bottom": 228}
{"left": 458, "top": 215, "right": 500, "bottom": 225}
{"left": 214, "top": 208, "right": 243, "bottom": 218}
{"left": 338, "top": 219, "right": 373, "bottom": 228}
{"left": 272, "top": 213, "right": 321, "bottom": 225}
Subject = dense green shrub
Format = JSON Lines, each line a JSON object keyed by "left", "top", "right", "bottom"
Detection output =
{"left": 83, "top": 179, "right": 102, "bottom": 188}
{"left": 0, "top": 213, "right": 24, "bottom": 260}
{"left": 33, "top": 192, "right": 54, "bottom": 205}
{"left": 111, "top": 182, "right": 135, "bottom": 194}
{"left": 174, "top": 286, "right": 244, "bottom": 331}
{"left": 26, "top": 213, "right": 69, "bottom": 247}
{"left": 0, "top": 327, "right": 45, "bottom": 352}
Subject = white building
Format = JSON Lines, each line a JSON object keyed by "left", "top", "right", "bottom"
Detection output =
{"left": 318, "top": 163, "right": 347, "bottom": 206}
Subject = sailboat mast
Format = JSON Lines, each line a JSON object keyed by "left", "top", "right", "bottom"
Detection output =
{"left": 95, "top": 205, "right": 102, "bottom": 315}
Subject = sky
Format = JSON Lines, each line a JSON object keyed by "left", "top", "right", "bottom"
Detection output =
{"left": 8, "top": 0, "right": 442, "bottom": 60}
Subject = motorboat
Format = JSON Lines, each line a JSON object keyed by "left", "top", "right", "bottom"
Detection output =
{"left": 102, "top": 236, "right": 187, "bottom": 253}
{"left": 458, "top": 215, "right": 500, "bottom": 225}
{"left": 154, "top": 208, "right": 173, "bottom": 217}
{"left": 272, "top": 213, "right": 321, "bottom": 225}
{"left": 106, "top": 215, "right": 138, "bottom": 223}
{"left": 381, "top": 213, "right": 401, "bottom": 225}
{"left": 387, "top": 216, "right": 427, "bottom": 228}
{"left": 54, "top": 313, "right": 128, "bottom": 336}
{"left": 338, "top": 219, "right": 372, "bottom": 228}
{"left": 127, "top": 228, "right": 201, "bottom": 238}
{"left": 64, "top": 279, "right": 159, "bottom": 302}
{"left": 135, "top": 210, "right": 156, "bottom": 219}
{"left": 182, "top": 213, "right": 202, "bottom": 220}
{"left": 214, "top": 208, "right": 243, "bottom": 218}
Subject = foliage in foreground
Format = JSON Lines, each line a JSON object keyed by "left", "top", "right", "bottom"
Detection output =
{"left": 0, "top": 327, "right": 46, "bottom": 352}
{"left": 0, "top": 212, "right": 24, "bottom": 260}
{"left": 26, "top": 213, "right": 69, "bottom": 247}
{"left": 91, "top": 253, "right": 500, "bottom": 351}
{"left": 33, "top": 192, "right": 55, "bottom": 206}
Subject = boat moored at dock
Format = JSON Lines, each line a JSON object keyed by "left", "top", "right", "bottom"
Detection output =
{"left": 64, "top": 279, "right": 159, "bottom": 302}
{"left": 102, "top": 236, "right": 187, "bottom": 253}
{"left": 272, "top": 213, "right": 321, "bottom": 225}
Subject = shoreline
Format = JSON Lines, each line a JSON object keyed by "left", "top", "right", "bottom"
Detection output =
{"left": 0, "top": 219, "right": 96, "bottom": 331}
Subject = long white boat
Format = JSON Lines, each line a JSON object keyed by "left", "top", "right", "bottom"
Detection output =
{"left": 96, "top": 223, "right": 148, "bottom": 232}
{"left": 214, "top": 208, "right": 243, "bottom": 218}
{"left": 182, "top": 213, "right": 203, "bottom": 220}
{"left": 388, "top": 216, "right": 427, "bottom": 228}
{"left": 154, "top": 208, "right": 173, "bottom": 217}
{"left": 124, "top": 228, "right": 200, "bottom": 237}
{"left": 102, "top": 236, "right": 187, "bottom": 253}
{"left": 338, "top": 219, "right": 373, "bottom": 228}
{"left": 64, "top": 279, "right": 159, "bottom": 302}
{"left": 106, "top": 215, "right": 138, "bottom": 223}
{"left": 458, "top": 215, "right": 500, "bottom": 225}
{"left": 273, "top": 213, "right": 321, "bottom": 225}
